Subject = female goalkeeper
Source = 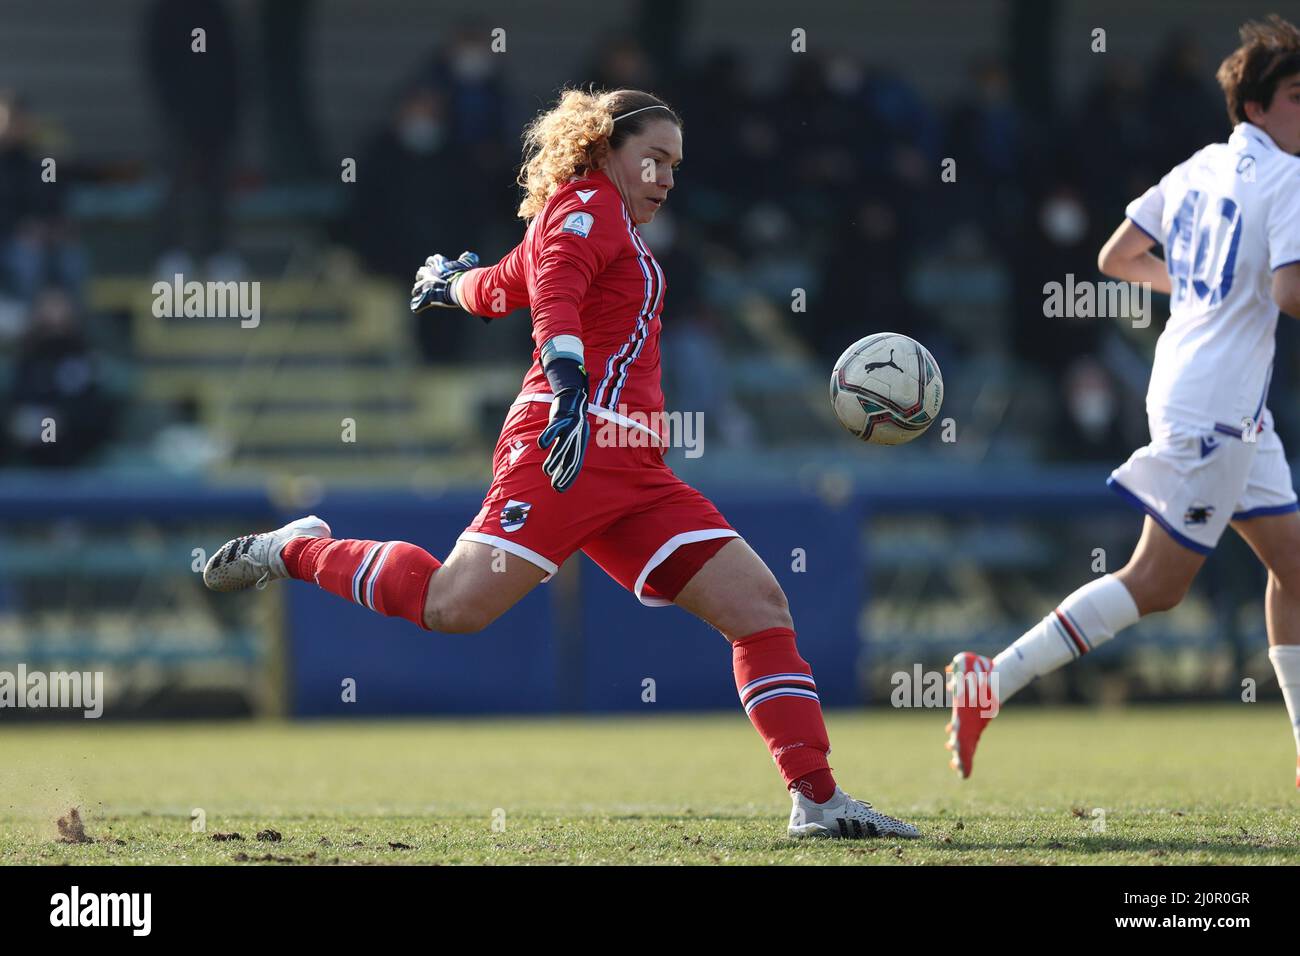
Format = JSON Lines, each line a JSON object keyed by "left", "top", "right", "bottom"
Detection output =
{"left": 204, "top": 87, "right": 918, "bottom": 840}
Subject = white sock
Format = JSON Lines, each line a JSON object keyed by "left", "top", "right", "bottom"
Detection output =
{"left": 993, "top": 574, "right": 1140, "bottom": 702}
{"left": 1267, "top": 645, "right": 1300, "bottom": 758}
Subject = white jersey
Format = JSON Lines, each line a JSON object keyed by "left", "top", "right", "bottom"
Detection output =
{"left": 1126, "top": 122, "right": 1300, "bottom": 435}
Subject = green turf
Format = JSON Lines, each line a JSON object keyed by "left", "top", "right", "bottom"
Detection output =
{"left": 1, "top": 705, "right": 1297, "bottom": 864}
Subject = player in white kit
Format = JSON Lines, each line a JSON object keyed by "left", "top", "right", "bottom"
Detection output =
{"left": 945, "top": 16, "right": 1300, "bottom": 785}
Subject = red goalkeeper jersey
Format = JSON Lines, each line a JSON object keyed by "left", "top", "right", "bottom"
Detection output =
{"left": 455, "top": 168, "right": 665, "bottom": 417}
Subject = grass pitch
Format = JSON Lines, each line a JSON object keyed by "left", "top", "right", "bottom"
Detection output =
{"left": 1, "top": 704, "right": 1296, "bottom": 865}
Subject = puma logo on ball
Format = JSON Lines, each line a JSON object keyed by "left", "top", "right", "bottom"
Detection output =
{"left": 863, "top": 349, "right": 904, "bottom": 375}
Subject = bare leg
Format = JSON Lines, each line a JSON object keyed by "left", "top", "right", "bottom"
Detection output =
{"left": 991, "top": 516, "right": 1204, "bottom": 705}
{"left": 673, "top": 537, "right": 839, "bottom": 792}
{"left": 1231, "top": 510, "right": 1300, "bottom": 781}
{"left": 1231, "top": 511, "right": 1300, "bottom": 646}
{"left": 421, "top": 539, "right": 548, "bottom": 633}
{"left": 1113, "top": 516, "right": 1207, "bottom": 615}
{"left": 672, "top": 538, "right": 792, "bottom": 639}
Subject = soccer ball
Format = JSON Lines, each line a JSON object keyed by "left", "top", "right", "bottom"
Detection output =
{"left": 829, "top": 332, "right": 943, "bottom": 445}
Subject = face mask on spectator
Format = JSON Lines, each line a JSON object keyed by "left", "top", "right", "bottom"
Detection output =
{"left": 452, "top": 48, "right": 493, "bottom": 82}
{"left": 1040, "top": 196, "right": 1088, "bottom": 245}
{"left": 400, "top": 118, "right": 445, "bottom": 154}
{"left": 826, "top": 57, "right": 863, "bottom": 96}
{"left": 1068, "top": 374, "right": 1116, "bottom": 437}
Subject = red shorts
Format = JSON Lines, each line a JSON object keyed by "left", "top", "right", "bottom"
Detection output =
{"left": 461, "top": 398, "right": 737, "bottom": 606}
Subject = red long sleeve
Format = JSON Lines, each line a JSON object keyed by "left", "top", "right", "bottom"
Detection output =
{"left": 526, "top": 185, "right": 622, "bottom": 348}
{"left": 457, "top": 240, "right": 529, "bottom": 318}
{"left": 451, "top": 169, "right": 667, "bottom": 415}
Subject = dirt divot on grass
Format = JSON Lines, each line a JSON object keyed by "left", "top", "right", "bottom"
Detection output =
{"left": 55, "top": 807, "right": 93, "bottom": 844}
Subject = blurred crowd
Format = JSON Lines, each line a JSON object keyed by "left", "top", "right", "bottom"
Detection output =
{"left": 0, "top": 91, "right": 113, "bottom": 468}
{"left": 1, "top": 6, "right": 1275, "bottom": 470}
{"left": 338, "top": 27, "right": 1251, "bottom": 464}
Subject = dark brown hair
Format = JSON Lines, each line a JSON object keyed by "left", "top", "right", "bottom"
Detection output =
{"left": 1216, "top": 15, "right": 1300, "bottom": 125}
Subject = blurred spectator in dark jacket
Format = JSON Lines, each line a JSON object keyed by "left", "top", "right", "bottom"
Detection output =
{"left": 588, "top": 33, "right": 658, "bottom": 93}
{"left": 945, "top": 58, "right": 1030, "bottom": 247}
{"left": 667, "top": 50, "right": 776, "bottom": 242}
{"left": 856, "top": 62, "right": 940, "bottom": 251}
{"left": 0, "top": 91, "right": 86, "bottom": 303}
{"left": 859, "top": 61, "right": 941, "bottom": 186}
{"left": 6, "top": 288, "right": 116, "bottom": 467}
{"left": 351, "top": 83, "right": 481, "bottom": 360}
{"left": 813, "top": 194, "right": 931, "bottom": 362}
{"left": 415, "top": 25, "right": 514, "bottom": 224}
{"left": 1146, "top": 31, "right": 1224, "bottom": 175}
{"left": 259, "top": 0, "right": 324, "bottom": 183}
{"left": 1072, "top": 58, "right": 1156, "bottom": 225}
{"left": 1045, "top": 357, "right": 1132, "bottom": 463}
{"left": 1011, "top": 180, "right": 1097, "bottom": 372}
{"left": 144, "top": 0, "right": 244, "bottom": 279}
{"left": 772, "top": 54, "right": 847, "bottom": 222}
{"left": 441, "top": 27, "right": 509, "bottom": 151}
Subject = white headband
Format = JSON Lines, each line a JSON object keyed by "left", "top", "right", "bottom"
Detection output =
{"left": 613, "top": 104, "right": 672, "bottom": 122}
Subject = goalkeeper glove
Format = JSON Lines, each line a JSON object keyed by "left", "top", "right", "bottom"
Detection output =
{"left": 537, "top": 357, "right": 590, "bottom": 494}
{"left": 410, "top": 250, "right": 479, "bottom": 313}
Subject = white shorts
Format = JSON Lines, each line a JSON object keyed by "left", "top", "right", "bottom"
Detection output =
{"left": 1108, "top": 413, "right": 1298, "bottom": 554}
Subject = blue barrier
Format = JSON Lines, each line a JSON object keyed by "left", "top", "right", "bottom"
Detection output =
{"left": 284, "top": 498, "right": 562, "bottom": 717}
{"left": 0, "top": 467, "right": 1128, "bottom": 716}
{"left": 281, "top": 487, "right": 870, "bottom": 715}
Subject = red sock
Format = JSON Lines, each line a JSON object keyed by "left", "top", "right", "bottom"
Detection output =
{"left": 281, "top": 537, "right": 441, "bottom": 629}
{"left": 732, "top": 627, "right": 836, "bottom": 800}
{"left": 791, "top": 768, "right": 837, "bottom": 804}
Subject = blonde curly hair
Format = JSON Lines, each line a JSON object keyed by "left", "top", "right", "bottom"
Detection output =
{"left": 516, "top": 87, "right": 680, "bottom": 220}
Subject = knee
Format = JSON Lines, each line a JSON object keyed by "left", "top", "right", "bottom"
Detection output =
{"left": 746, "top": 580, "right": 793, "bottom": 633}
{"left": 767, "top": 585, "right": 794, "bottom": 630}
{"left": 422, "top": 594, "right": 493, "bottom": 634}
{"left": 1120, "top": 566, "right": 1190, "bottom": 615}
{"left": 1264, "top": 536, "right": 1300, "bottom": 592}
{"left": 1268, "top": 564, "right": 1300, "bottom": 595}
{"left": 1142, "top": 587, "right": 1187, "bottom": 615}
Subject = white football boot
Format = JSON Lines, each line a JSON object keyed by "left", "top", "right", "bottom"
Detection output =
{"left": 787, "top": 786, "right": 921, "bottom": 839}
{"left": 203, "top": 515, "right": 332, "bottom": 592}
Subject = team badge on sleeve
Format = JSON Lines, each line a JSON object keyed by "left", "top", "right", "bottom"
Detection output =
{"left": 561, "top": 211, "right": 594, "bottom": 237}
{"left": 500, "top": 499, "right": 532, "bottom": 532}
